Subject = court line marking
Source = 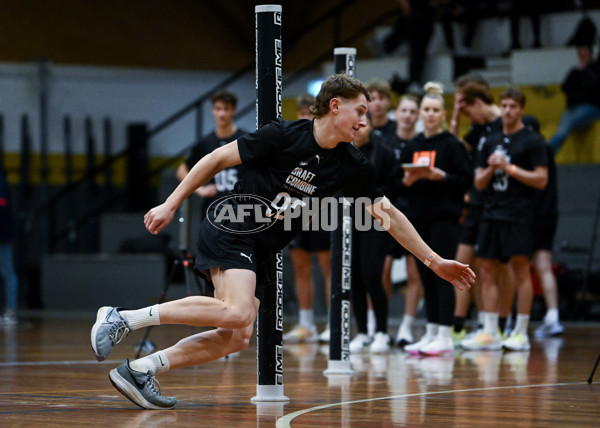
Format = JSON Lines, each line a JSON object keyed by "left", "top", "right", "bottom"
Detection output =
{"left": 275, "top": 382, "right": 585, "bottom": 428}
{"left": 0, "top": 360, "right": 120, "bottom": 367}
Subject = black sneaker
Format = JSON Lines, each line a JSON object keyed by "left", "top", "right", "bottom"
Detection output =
{"left": 109, "top": 359, "right": 177, "bottom": 410}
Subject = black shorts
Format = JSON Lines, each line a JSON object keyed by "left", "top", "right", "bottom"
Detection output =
{"left": 475, "top": 219, "right": 533, "bottom": 262}
{"left": 533, "top": 215, "right": 558, "bottom": 252}
{"left": 194, "top": 218, "right": 274, "bottom": 300}
{"left": 288, "top": 228, "right": 331, "bottom": 252}
{"left": 458, "top": 204, "right": 483, "bottom": 246}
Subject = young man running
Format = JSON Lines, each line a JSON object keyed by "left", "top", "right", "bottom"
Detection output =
{"left": 91, "top": 74, "right": 475, "bottom": 410}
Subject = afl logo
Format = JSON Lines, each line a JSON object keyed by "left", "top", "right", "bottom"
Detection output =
{"left": 207, "top": 194, "right": 277, "bottom": 234}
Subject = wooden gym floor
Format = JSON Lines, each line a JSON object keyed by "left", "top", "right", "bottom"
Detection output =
{"left": 1, "top": 312, "right": 599, "bottom": 427}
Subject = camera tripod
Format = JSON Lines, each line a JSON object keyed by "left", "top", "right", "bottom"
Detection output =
{"left": 134, "top": 198, "right": 207, "bottom": 358}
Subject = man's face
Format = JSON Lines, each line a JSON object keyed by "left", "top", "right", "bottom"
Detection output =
{"left": 394, "top": 98, "right": 419, "bottom": 129}
{"left": 461, "top": 98, "right": 487, "bottom": 125}
{"left": 500, "top": 97, "right": 524, "bottom": 128}
{"left": 212, "top": 100, "right": 236, "bottom": 127}
{"left": 368, "top": 90, "right": 390, "bottom": 119}
{"left": 333, "top": 94, "right": 369, "bottom": 142}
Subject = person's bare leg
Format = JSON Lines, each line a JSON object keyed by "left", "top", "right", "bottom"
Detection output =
{"left": 157, "top": 269, "right": 257, "bottom": 330}
{"left": 471, "top": 257, "right": 484, "bottom": 316}
{"left": 316, "top": 250, "right": 332, "bottom": 310}
{"left": 285, "top": 248, "right": 317, "bottom": 341}
{"left": 498, "top": 262, "right": 516, "bottom": 319}
{"left": 479, "top": 258, "right": 500, "bottom": 333}
{"left": 289, "top": 248, "right": 315, "bottom": 312}
{"left": 510, "top": 256, "right": 534, "bottom": 317}
{"left": 532, "top": 249, "right": 563, "bottom": 337}
{"left": 396, "top": 255, "right": 422, "bottom": 344}
{"left": 532, "top": 250, "right": 558, "bottom": 313}
{"left": 506, "top": 256, "right": 534, "bottom": 349}
{"left": 382, "top": 255, "right": 394, "bottom": 301}
{"left": 129, "top": 267, "right": 259, "bottom": 371}
{"left": 454, "top": 244, "right": 474, "bottom": 319}
{"left": 404, "top": 255, "right": 423, "bottom": 318}
{"left": 315, "top": 249, "right": 332, "bottom": 340}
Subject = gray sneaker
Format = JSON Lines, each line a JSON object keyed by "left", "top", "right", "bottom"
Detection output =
{"left": 91, "top": 306, "right": 130, "bottom": 361}
{"left": 109, "top": 359, "right": 177, "bottom": 410}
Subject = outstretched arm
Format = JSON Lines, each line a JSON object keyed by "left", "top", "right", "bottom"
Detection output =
{"left": 367, "top": 197, "right": 475, "bottom": 290}
{"left": 144, "top": 141, "right": 242, "bottom": 234}
{"left": 176, "top": 162, "right": 219, "bottom": 198}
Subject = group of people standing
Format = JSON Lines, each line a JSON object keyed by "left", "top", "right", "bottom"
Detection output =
{"left": 284, "top": 74, "right": 564, "bottom": 357}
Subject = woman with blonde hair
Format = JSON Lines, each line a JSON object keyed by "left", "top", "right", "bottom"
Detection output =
{"left": 400, "top": 82, "right": 473, "bottom": 356}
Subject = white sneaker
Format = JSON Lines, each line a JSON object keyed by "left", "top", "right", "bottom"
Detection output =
{"left": 460, "top": 330, "right": 502, "bottom": 351}
{"left": 370, "top": 332, "right": 391, "bottom": 353}
{"left": 420, "top": 336, "right": 454, "bottom": 356}
{"left": 502, "top": 331, "right": 531, "bottom": 351}
{"left": 282, "top": 324, "right": 318, "bottom": 343}
{"left": 404, "top": 334, "right": 435, "bottom": 355}
{"left": 395, "top": 328, "right": 414, "bottom": 347}
{"left": 349, "top": 333, "right": 372, "bottom": 353}
{"left": 319, "top": 326, "right": 330, "bottom": 343}
{"left": 534, "top": 321, "right": 564, "bottom": 339}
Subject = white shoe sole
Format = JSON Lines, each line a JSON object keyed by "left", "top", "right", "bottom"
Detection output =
{"left": 109, "top": 368, "right": 174, "bottom": 410}
{"left": 460, "top": 342, "right": 502, "bottom": 351}
{"left": 91, "top": 306, "right": 111, "bottom": 361}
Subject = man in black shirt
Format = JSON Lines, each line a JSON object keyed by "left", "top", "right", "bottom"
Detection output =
{"left": 366, "top": 79, "right": 397, "bottom": 143}
{"left": 462, "top": 86, "right": 547, "bottom": 352}
{"left": 451, "top": 75, "right": 539, "bottom": 341}
{"left": 176, "top": 90, "right": 247, "bottom": 208}
{"left": 91, "top": 74, "right": 475, "bottom": 409}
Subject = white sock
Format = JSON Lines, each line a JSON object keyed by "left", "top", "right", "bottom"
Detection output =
{"left": 477, "top": 311, "right": 487, "bottom": 328}
{"left": 298, "top": 309, "right": 314, "bottom": 328}
{"left": 545, "top": 308, "right": 559, "bottom": 325}
{"left": 367, "top": 309, "right": 376, "bottom": 337}
{"left": 130, "top": 350, "right": 170, "bottom": 374}
{"left": 120, "top": 304, "right": 161, "bottom": 330}
{"left": 514, "top": 314, "right": 530, "bottom": 335}
{"left": 437, "top": 325, "right": 452, "bottom": 339}
{"left": 483, "top": 312, "right": 499, "bottom": 336}
{"left": 425, "top": 322, "right": 438, "bottom": 339}
{"left": 400, "top": 313, "right": 414, "bottom": 330}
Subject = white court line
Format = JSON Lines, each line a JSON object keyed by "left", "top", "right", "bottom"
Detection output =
{"left": 0, "top": 360, "right": 120, "bottom": 367}
{"left": 275, "top": 382, "right": 582, "bottom": 428}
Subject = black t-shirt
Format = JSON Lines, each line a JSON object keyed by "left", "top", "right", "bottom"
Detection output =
{"left": 384, "top": 133, "right": 411, "bottom": 210}
{"left": 532, "top": 144, "right": 558, "bottom": 218}
{"left": 374, "top": 120, "right": 397, "bottom": 145}
{"left": 185, "top": 128, "right": 248, "bottom": 202}
{"left": 463, "top": 115, "right": 539, "bottom": 207}
{"left": 220, "top": 118, "right": 383, "bottom": 252}
{"left": 561, "top": 62, "right": 600, "bottom": 109}
{"left": 399, "top": 131, "right": 473, "bottom": 220}
{"left": 477, "top": 127, "right": 548, "bottom": 223}
{"left": 357, "top": 129, "right": 400, "bottom": 199}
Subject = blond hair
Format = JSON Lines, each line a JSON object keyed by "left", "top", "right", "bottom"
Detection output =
{"left": 423, "top": 81, "right": 444, "bottom": 104}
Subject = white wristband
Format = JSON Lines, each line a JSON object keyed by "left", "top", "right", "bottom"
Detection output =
{"left": 424, "top": 252, "right": 437, "bottom": 267}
